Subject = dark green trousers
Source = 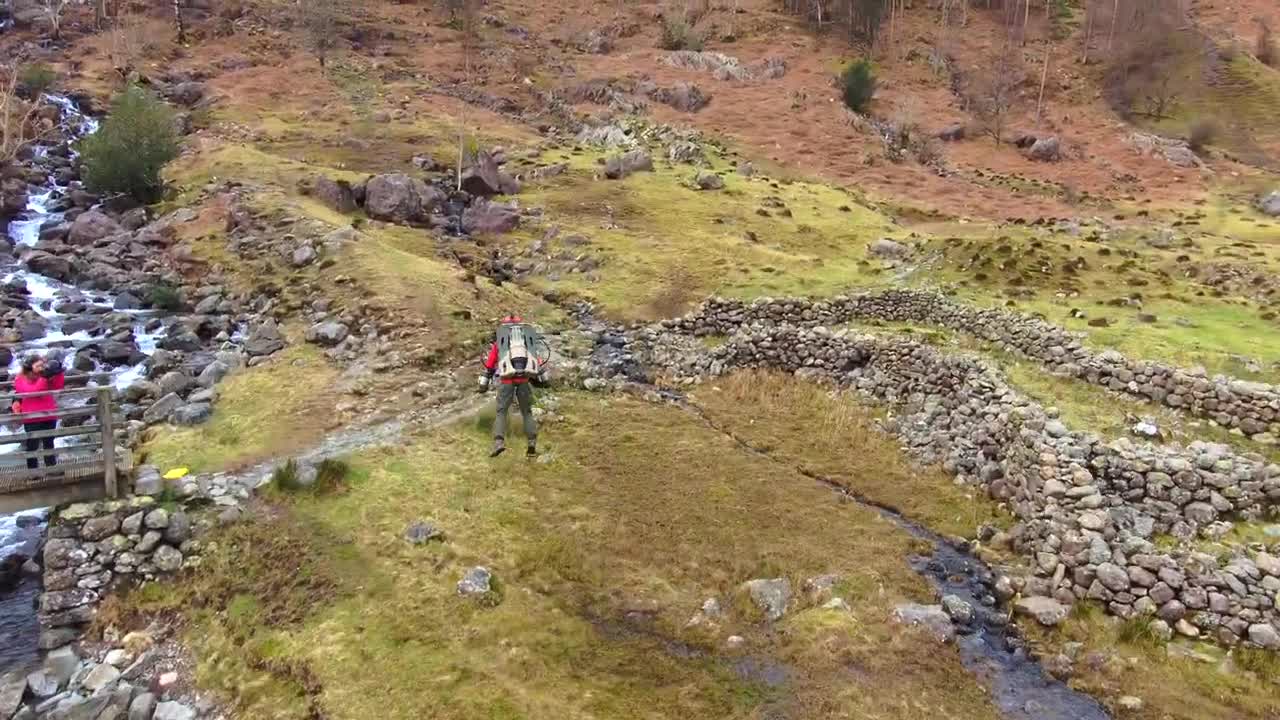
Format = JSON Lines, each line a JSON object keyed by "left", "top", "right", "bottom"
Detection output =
{"left": 495, "top": 382, "right": 536, "bottom": 443}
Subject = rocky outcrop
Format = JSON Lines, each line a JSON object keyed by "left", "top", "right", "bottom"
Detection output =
{"left": 603, "top": 151, "right": 654, "bottom": 180}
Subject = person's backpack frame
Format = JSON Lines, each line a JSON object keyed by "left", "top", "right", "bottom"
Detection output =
{"left": 496, "top": 322, "right": 552, "bottom": 383}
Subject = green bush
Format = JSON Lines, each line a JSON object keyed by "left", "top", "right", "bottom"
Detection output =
{"left": 271, "top": 459, "right": 303, "bottom": 493}
{"left": 313, "top": 458, "right": 349, "bottom": 494}
{"left": 79, "top": 85, "right": 179, "bottom": 203}
{"left": 659, "top": 17, "right": 704, "bottom": 51}
{"left": 840, "top": 59, "right": 876, "bottom": 114}
{"left": 18, "top": 64, "right": 56, "bottom": 97}
{"left": 147, "top": 283, "right": 183, "bottom": 311}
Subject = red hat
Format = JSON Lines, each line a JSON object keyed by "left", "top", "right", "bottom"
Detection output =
{"left": 501, "top": 315, "right": 524, "bottom": 324}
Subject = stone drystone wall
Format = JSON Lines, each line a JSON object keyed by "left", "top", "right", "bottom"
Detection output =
{"left": 667, "top": 290, "right": 1280, "bottom": 443}
{"left": 625, "top": 296, "right": 1280, "bottom": 651}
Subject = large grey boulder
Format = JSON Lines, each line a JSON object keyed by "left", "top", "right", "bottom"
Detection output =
{"left": 171, "top": 403, "right": 212, "bottom": 426}
{"left": 1013, "top": 596, "right": 1069, "bottom": 626}
{"left": 891, "top": 603, "right": 955, "bottom": 642}
{"left": 153, "top": 701, "right": 197, "bottom": 720}
{"left": 1259, "top": 191, "right": 1280, "bottom": 217}
{"left": 460, "top": 151, "right": 520, "bottom": 197}
{"left": 742, "top": 578, "right": 791, "bottom": 621}
{"left": 67, "top": 210, "right": 122, "bottom": 246}
{"left": 868, "top": 238, "right": 908, "bottom": 259}
{"left": 305, "top": 321, "right": 349, "bottom": 347}
{"left": 133, "top": 465, "right": 163, "bottom": 496}
{"left": 142, "top": 393, "right": 182, "bottom": 424}
{"left": 461, "top": 200, "right": 521, "bottom": 235}
{"left": 457, "top": 566, "right": 493, "bottom": 596}
{"left": 1028, "top": 136, "right": 1061, "bottom": 162}
{"left": 244, "top": 320, "right": 285, "bottom": 357}
{"left": 603, "top": 151, "right": 654, "bottom": 180}
{"left": 24, "top": 251, "right": 75, "bottom": 281}
{"left": 129, "top": 693, "right": 157, "bottom": 720}
{"left": 363, "top": 174, "right": 445, "bottom": 224}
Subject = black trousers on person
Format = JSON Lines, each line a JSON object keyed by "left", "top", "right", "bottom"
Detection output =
{"left": 23, "top": 420, "right": 57, "bottom": 470}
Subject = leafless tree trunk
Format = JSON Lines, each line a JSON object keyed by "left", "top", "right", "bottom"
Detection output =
{"left": 1107, "top": 0, "right": 1118, "bottom": 52}
{"left": 173, "top": 0, "right": 186, "bottom": 44}
{"left": 1081, "top": 0, "right": 1094, "bottom": 63}
{"left": 1036, "top": 0, "right": 1050, "bottom": 120}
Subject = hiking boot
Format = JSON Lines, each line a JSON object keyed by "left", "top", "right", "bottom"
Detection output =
{"left": 526, "top": 444, "right": 538, "bottom": 458}
{"left": 490, "top": 438, "right": 506, "bottom": 457}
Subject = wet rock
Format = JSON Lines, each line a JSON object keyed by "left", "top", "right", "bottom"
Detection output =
{"left": 942, "top": 594, "right": 974, "bottom": 624}
{"left": 0, "top": 672, "right": 24, "bottom": 720}
{"left": 24, "top": 251, "right": 75, "bottom": 281}
{"left": 1014, "top": 596, "right": 1069, "bottom": 626}
{"left": 891, "top": 603, "right": 955, "bottom": 642}
{"left": 743, "top": 578, "right": 791, "bottom": 621}
{"left": 43, "top": 646, "right": 79, "bottom": 688}
{"left": 164, "top": 512, "right": 191, "bottom": 544}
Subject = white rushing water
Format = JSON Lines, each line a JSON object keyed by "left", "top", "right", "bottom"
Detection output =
{"left": 1, "top": 95, "right": 169, "bottom": 670}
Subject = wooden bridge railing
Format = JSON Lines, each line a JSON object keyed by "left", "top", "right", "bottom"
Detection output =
{"left": 0, "top": 374, "right": 122, "bottom": 512}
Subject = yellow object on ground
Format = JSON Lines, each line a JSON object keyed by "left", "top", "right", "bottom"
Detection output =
{"left": 163, "top": 467, "right": 190, "bottom": 480}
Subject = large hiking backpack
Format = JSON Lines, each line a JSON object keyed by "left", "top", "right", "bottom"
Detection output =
{"left": 496, "top": 323, "right": 544, "bottom": 380}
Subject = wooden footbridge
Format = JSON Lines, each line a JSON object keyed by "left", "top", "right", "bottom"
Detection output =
{"left": 0, "top": 376, "right": 121, "bottom": 514}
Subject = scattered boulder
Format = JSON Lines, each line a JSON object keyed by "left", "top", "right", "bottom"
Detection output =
{"left": 153, "top": 700, "right": 197, "bottom": 720}
{"left": 165, "top": 81, "right": 207, "bottom": 107}
{"left": 170, "top": 403, "right": 212, "bottom": 426}
{"left": 457, "top": 566, "right": 493, "bottom": 596}
{"left": 24, "top": 251, "right": 75, "bottom": 281}
{"left": 938, "top": 123, "right": 967, "bottom": 142}
{"left": 649, "top": 82, "right": 711, "bottom": 112}
{"left": 363, "top": 174, "right": 444, "bottom": 224}
{"left": 244, "top": 320, "right": 286, "bottom": 357}
{"left": 404, "top": 521, "right": 444, "bottom": 545}
{"left": 1258, "top": 191, "right": 1280, "bottom": 217}
{"left": 142, "top": 393, "right": 182, "bottom": 424}
{"left": 292, "top": 244, "right": 318, "bottom": 267}
{"left": 742, "top": 578, "right": 791, "bottom": 621}
{"left": 461, "top": 200, "right": 521, "bottom": 235}
{"left": 695, "top": 172, "right": 725, "bottom": 191}
{"left": 1028, "top": 136, "right": 1061, "bottom": 162}
{"left": 868, "top": 238, "right": 908, "bottom": 259}
{"left": 461, "top": 151, "right": 520, "bottom": 197}
{"left": 306, "top": 321, "right": 349, "bottom": 347}
{"left": 603, "top": 151, "right": 654, "bottom": 180}
{"left": 891, "top": 603, "right": 955, "bottom": 642}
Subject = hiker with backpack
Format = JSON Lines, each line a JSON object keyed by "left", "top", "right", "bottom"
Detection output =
{"left": 479, "top": 315, "right": 548, "bottom": 457}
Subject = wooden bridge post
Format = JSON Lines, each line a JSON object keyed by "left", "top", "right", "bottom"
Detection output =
{"left": 98, "top": 387, "right": 117, "bottom": 499}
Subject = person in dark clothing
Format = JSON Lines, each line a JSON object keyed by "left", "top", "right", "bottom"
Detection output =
{"left": 11, "top": 353, "right": 65, "bottom": 470}
{"left": 480, "top": 315, "right": 542, "bottom": 457}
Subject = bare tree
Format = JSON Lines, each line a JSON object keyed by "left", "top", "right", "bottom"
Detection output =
{"left": 1, "top": 70, "right": 52, "bottom": 165}
{"left": 42, "top": 0, "right": 78, "bottom": 41}
{"left": 1259, "top": 19, "right": 1276, "bottom": 67}
{"left": 298, "top": 0, "right": 343, "bottom": 70}
{"left": 173, "top": 0, "right": 186, "bottom": 44}
{"left": 968, "top": 41, "right": 1023, "bottom": 145}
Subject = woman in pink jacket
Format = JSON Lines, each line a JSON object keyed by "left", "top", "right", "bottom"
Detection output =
{"left": 11, "top": 353, "right": 65, "bottom": 470}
